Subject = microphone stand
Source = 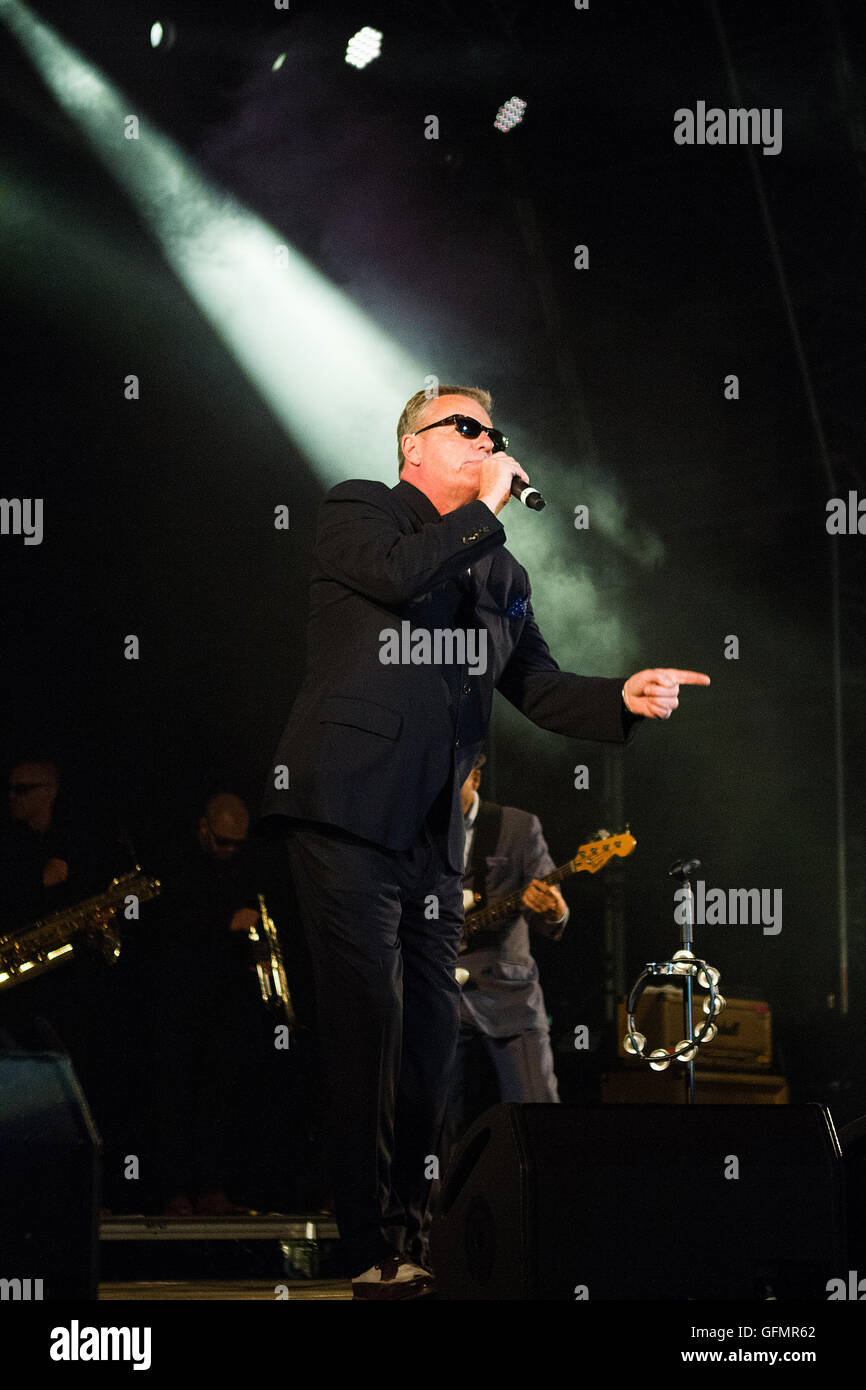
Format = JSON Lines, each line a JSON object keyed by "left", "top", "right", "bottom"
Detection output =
{"left": 668, "top": 858, "right": 701, "bottom": 1106}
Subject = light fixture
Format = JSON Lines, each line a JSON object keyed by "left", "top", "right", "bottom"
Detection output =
{"left": 493, "top": 96, "right": 526, "bottom": 133}
{"left": 345, "top": 26, "right": 382, "bottom": 69}
{"left": 149, "top": 19, "right": 176, "bottom": 50}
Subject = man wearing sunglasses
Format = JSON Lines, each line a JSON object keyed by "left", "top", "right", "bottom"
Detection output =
{"left": 264, "top": 386, "right": 709, "bottom": 1298}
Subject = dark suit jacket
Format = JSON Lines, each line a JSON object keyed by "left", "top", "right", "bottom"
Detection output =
{"left": 262, "top": 478, "right": 636, "bottom": 871}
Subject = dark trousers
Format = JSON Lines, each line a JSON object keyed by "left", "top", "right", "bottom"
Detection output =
{"left": 285, "top": 820, "right": 463, "bottom": 1276}
{"left": 445, "top": 1021, "right": 561, "bottom": 1159}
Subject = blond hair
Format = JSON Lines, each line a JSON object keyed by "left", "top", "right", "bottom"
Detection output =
{"left": 397, "top": 385, "right": 493, "bottom": 472}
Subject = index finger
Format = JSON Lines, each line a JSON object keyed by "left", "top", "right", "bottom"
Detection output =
{"left": 663, "top": 670, "right": 711, "bottom": 685}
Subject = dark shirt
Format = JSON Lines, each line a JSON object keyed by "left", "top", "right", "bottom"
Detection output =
{"left": 150, "top": 842, "right": 261, "bottom": 982}
{"left": 0, "top": 815, "right": 132, "bottom": 931}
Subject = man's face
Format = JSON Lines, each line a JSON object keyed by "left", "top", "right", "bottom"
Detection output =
{"left": 460, "top": 766, "right": 482, "bottom": 816}
{"left": 401, "top": 395, "right": 499, "bottom": 511}
{"left": 8, "top": 763, "right": 57, "bottom": 826}
{"left": 198, "top": 813, "right": 248, "bottom": 860}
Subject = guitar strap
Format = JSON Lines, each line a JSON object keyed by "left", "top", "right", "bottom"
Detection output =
{"left": 468, "top": 800, "right": 504, "bottom": 908}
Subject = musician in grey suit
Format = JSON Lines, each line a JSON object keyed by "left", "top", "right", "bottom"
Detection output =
{"left": 448, "top": 756, "right": 566, "bottom": 1145}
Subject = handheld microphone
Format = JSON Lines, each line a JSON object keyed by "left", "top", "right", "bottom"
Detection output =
{"left": 510, "top": 476, "right": 546, "bottom": 510}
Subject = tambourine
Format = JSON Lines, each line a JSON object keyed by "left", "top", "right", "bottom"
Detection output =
{"left": 624, "top": 950, "right": 725, "bottom": 1069}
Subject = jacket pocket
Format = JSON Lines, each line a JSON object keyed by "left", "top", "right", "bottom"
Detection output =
{"left": 319, "top": 695, "right": 402, "bottom": 741}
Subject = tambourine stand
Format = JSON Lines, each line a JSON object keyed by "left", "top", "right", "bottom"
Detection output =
{"left": 677, "top": 875, "right": 696, "bottom": 1106}
{"left": 624, "top": 855, "right": 721, "bottom": 1093}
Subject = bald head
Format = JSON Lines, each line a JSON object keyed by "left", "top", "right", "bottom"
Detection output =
{"left": 198, "top": 793, "right": 249, "bottom": 858}
{"left": 9, "top": 760, "right": 59, "bottom": 832}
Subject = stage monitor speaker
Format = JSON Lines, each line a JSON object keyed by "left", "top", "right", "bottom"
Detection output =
{"left": 0, "top": 1051, "right": 101, "bottom": 1300}
{"left": 431, "top": 1102, "right": 844, "bottom": 1300}
{"left": 839, "top": 1113, "right": 866, "bottom": 1273}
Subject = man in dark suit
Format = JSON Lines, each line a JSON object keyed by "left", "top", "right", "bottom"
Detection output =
{"left": 263, "top": 385, "right": 709, "bottom": 1298}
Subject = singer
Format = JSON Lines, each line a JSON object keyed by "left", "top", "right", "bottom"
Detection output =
{"left": 263, "top": 385, "right": 710, "bottom": 1298}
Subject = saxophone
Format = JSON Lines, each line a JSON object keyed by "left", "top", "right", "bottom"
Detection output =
{"left": 247, "top": 892, "right": 296, "bottom": 1031}
{"left": 0, "top": 868, "right": 161, "bottom": 990}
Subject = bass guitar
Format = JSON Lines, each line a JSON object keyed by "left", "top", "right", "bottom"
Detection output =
{"left": 461, "top": 829, "right": 636, "bottom": 942}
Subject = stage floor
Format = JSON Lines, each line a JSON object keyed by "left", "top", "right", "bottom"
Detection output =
{"left": 99, "top": 1279, "right": 353, "bottom": 1300}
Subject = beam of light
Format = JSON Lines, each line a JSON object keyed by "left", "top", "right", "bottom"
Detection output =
{"left": 494, "top": 97, "right": 526, "bottom": 133}
{"left": 1, "top": 0, "right": 662, "bottom": 675}
{"left": 345, "top": 27, "right": 382, "bottom": 69}
{"left": 0, "top": 0, "right": 422, "bottom": 487}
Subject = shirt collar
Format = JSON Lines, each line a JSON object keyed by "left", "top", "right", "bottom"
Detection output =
{"left": 463, "top": 791, "right": 480, "bottom": 828}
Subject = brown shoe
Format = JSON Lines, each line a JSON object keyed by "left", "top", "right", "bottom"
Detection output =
{"left": 352, "top": 1254, "right": 436, "bottom": 1301}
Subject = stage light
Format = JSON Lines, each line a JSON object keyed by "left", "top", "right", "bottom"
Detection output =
{"left": 493, "top": 96, "right": 526, "bottom": 133}
{"left": 1, "top": 0, "right": 424, "bottom": 489}
{"left": 272, "top": 53, "right": 286, "bottom": 72}
{"left": 345, "top": 26, "right": 382, "bottom": 69}
{"left": 149, "top": 19, "right": 176, "bottom": 50}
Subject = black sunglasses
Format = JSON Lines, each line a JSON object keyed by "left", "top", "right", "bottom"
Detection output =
{"left": 9, "top": 782, "right": 52, "bottom": 796}
{"left": 413, "top": 414, "right": 509, "bottom": 454}
{"left": 205, "top": 822, "right": 245, "bottom": 849}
